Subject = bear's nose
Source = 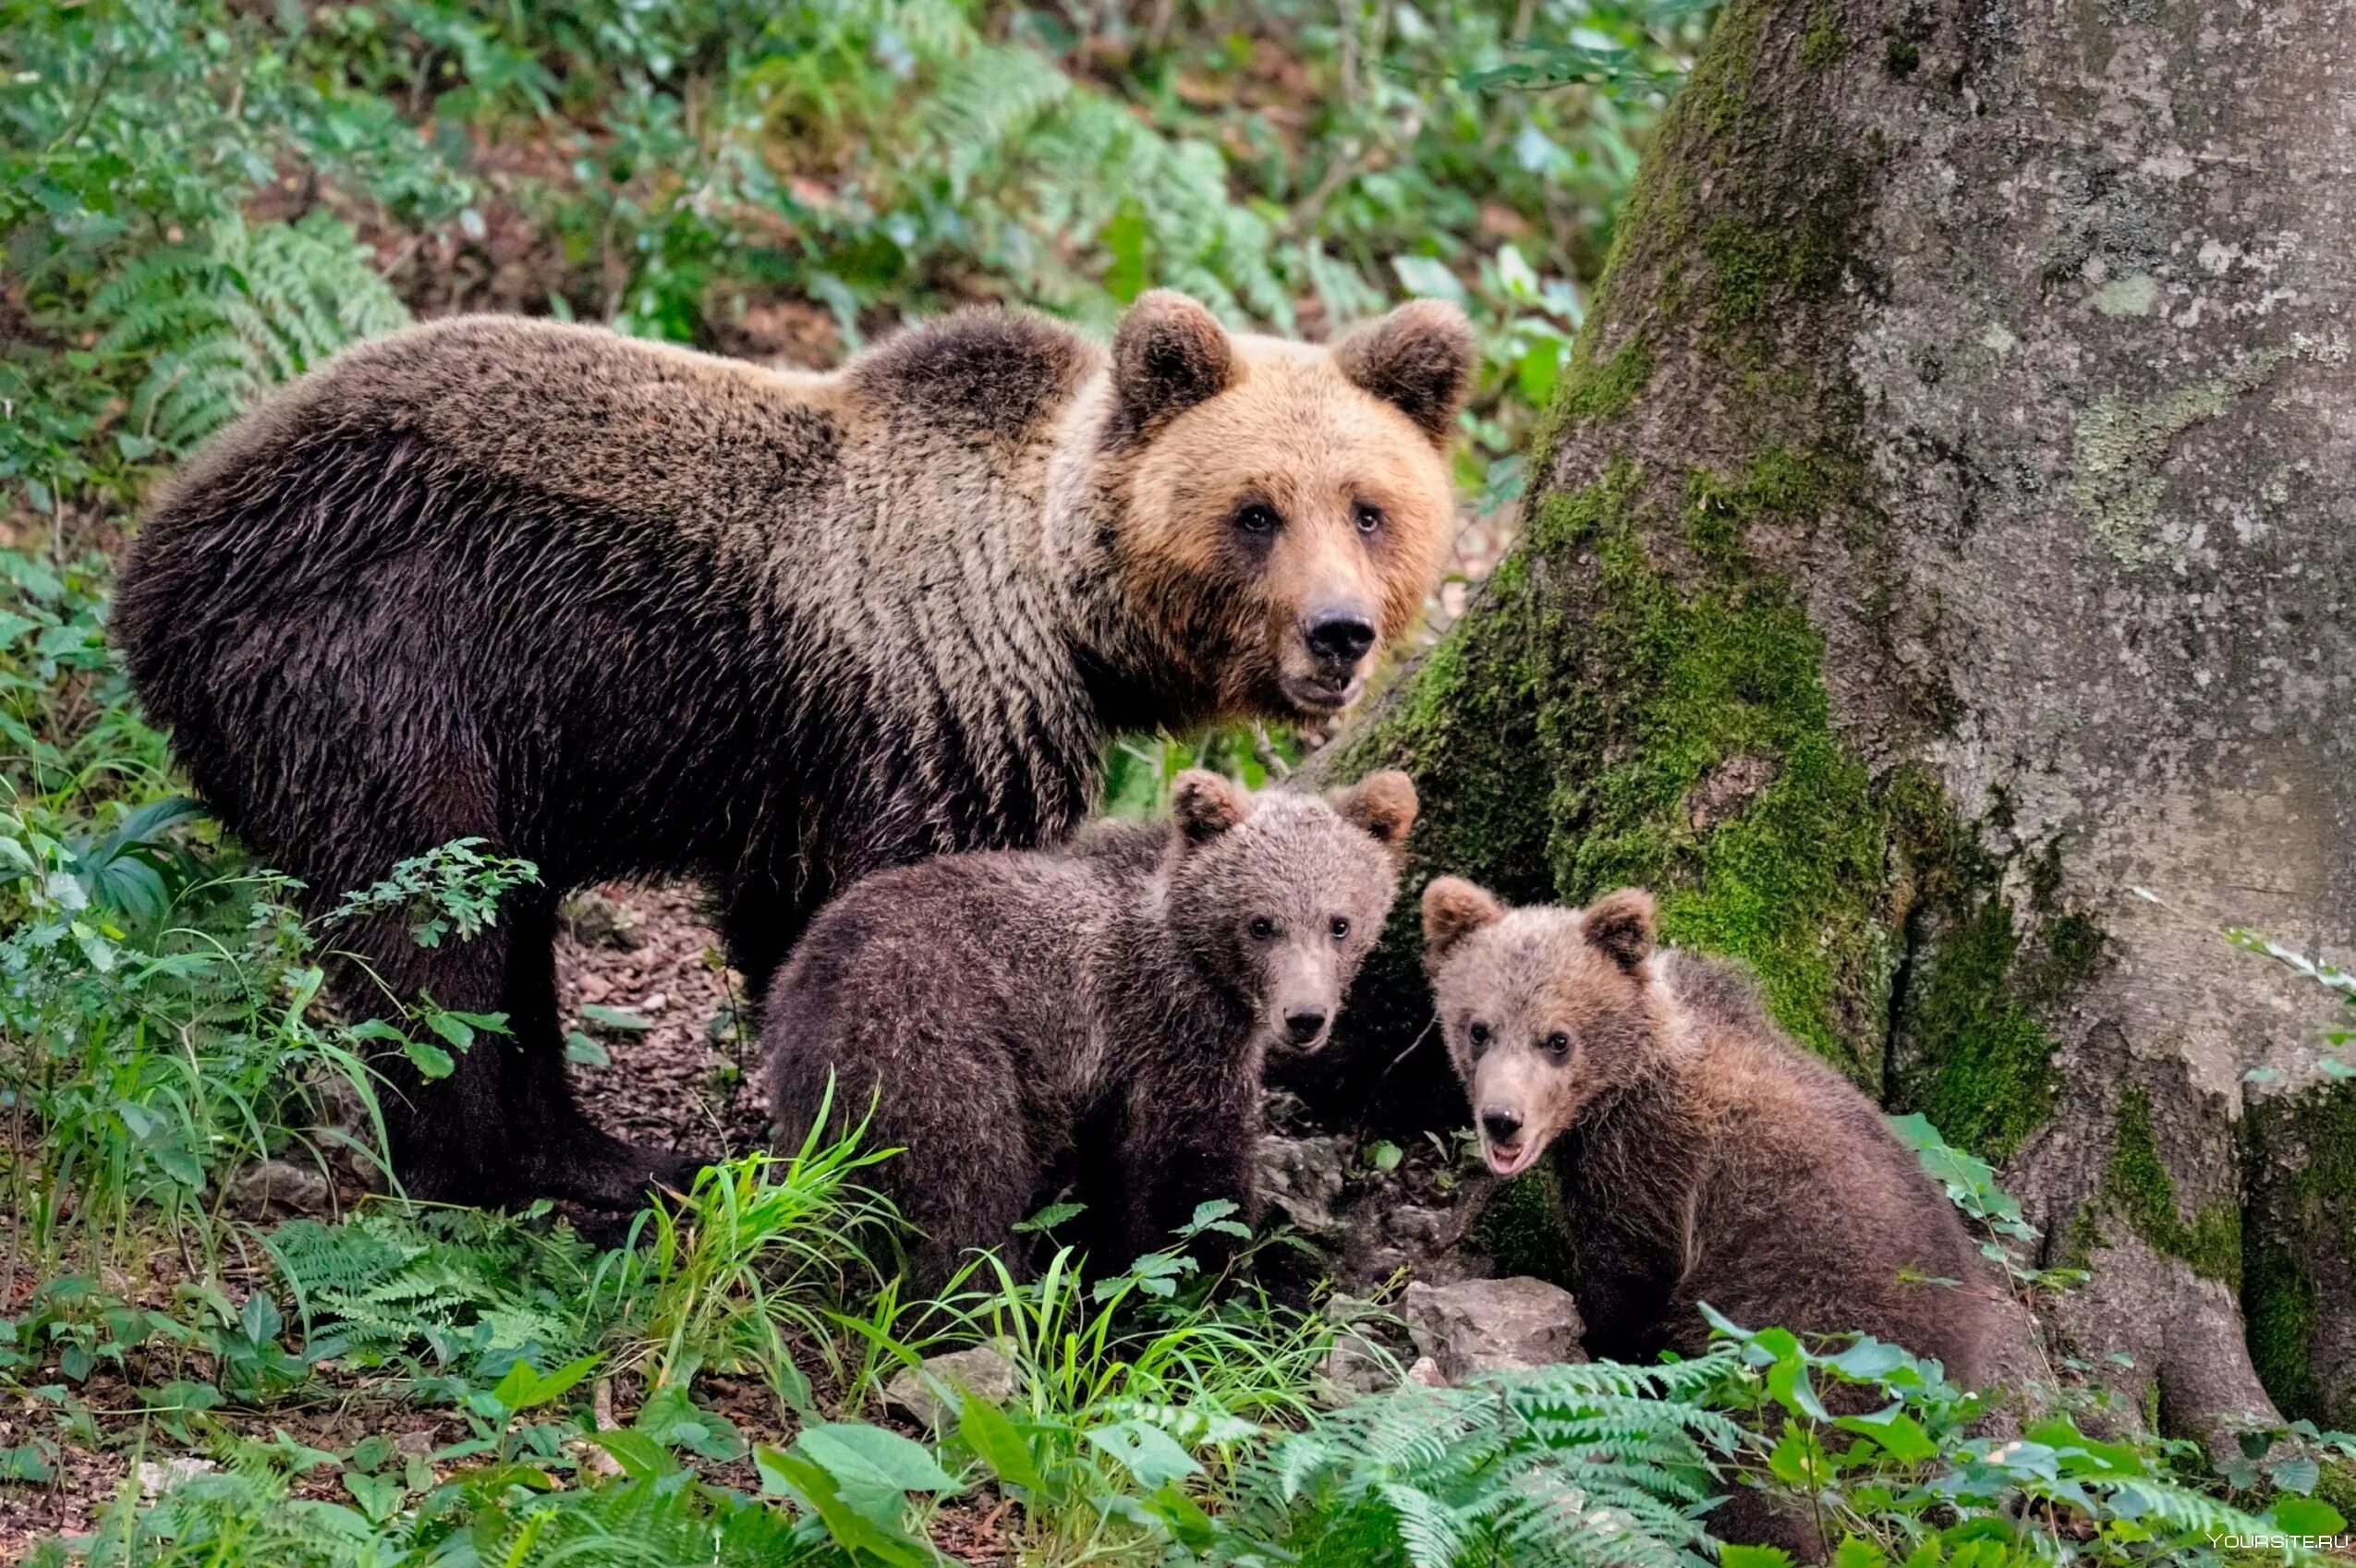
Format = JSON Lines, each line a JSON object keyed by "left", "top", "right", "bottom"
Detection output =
{"left": 1305, "top": 613, "right": 1377, "bottom": 665}
{"left": 1481, "top": 1109, "right": 1524, "bottom": 1143}
{"left": 1284, "top": 1007, "right": 1330, "bottom": 1043}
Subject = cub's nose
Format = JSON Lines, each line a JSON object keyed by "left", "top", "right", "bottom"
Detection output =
{"left": 1480, "top": 1109, "right": 1524, "bottom": 1144}
{"left": 1305, "top": 613, "right": 1377, "bottom": 665}
{"left": 1284, "top": 1007, "right": 1330, "bottom": 1044}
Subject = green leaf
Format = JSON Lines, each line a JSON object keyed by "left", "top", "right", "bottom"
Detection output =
{"left": 589, "top": 1428, "right": 680, "bottom": 1480}
{"left": 756, "top": 1448, "right": 933, "bottom": 1566}
{"left": 1391, "top": 254, "right": 1468, "bottom": 307}
{"left": 579, "top": 1003, "right": 651, "bottom": 1033}
{"left": 0, "top": 1444, "right": 55, "bottom": 1483}
{"left": 2270, "top": 1494, "right": 2345, "bottom": 1536}
{"left": 564, "top": 1030, "right": 610, "bottom": 1066}
{"left": 403, "top": 1036, "right": 455, "bottom": 1079}
{"left": 796, "top": 1422, "right": 959, "bottom": 1494}
{"left": 1014, "top": 1200, "right": 1085, "bottom": 1234}
{"left": 1365, "top": 1139, "right": 1403, "bottom": 1173}
{"left": 1834, "top": 1408, "right": 1937, "bottom": 1464}
{"left": 1719, "top": 1545, "right": 1799, "bottom": 1568}
{"left": 340, "top": 1469, "right": 405, "bottom": 1522}
{"left": 1830, "top": 1539, "right": 1887, "bottom": 1568}
{"left": 1767, "top": 1423, "right": 1829, "bottom": 1489}
{"left": 1085, "top": 1418, "right": 1200, "bottom": 1490}
{"left": 1102, "top": 199, "right": 1148, "bottom": 303}
{"left": 239, "top": 1291, "right": 282, "bottom": 1345}
{"left": 489, "top": 1354, "right": 598, "bottom": 1414}
{"left": 957, "top": 1395, "right": 1044, "bottom": 1494}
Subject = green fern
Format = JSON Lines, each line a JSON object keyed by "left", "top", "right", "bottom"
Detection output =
{"left": 1204, "top": 1358, "right": 1735, "bottom": 1566}
{"left": 91, "top": 213, "right": 408, "bottom": 455}
{"left": 261, "top": 1206, "right": 601, "bottom": 1371}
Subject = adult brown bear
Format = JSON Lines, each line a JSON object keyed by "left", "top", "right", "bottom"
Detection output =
{"left": 114, "top": 291, "right": 1470, "bottom": 1208}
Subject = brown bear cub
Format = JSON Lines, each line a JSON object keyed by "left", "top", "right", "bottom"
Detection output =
{"left": 113, "top": 289, "right": 1468, "bottom": 1208}
{"left": 1420, "top": 880, "right": 2014, "bottom": 1388}
{"left": 765, "top": 771, "right": 1417, "bottom": 1289}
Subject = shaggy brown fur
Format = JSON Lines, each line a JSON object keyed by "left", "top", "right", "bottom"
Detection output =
{"left": 764, "top": 772, "right": 1416, "bottom": 1289}
{"left": 1420, "top": 880, "right": 2013, "bottom": 1387}
{"left": 113, "top": 293, "right": 1468, "bottom": 1207}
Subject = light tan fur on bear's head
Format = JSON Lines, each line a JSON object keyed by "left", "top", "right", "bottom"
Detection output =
{"left": 1098, "top": 291, "right": 1472, "bottom": 720}
{"left": 1421, "top": 880, "right": 1678, "bottom": 1177}
{"left": 1161, "top": 767, "right": 1418, "bottom": 1052}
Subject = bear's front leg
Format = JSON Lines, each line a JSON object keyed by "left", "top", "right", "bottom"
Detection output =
{"left": 1114, "top": 1072, "right": 1263, "bottom": 1270}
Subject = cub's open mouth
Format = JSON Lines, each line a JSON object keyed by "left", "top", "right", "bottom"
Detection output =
{"left": 1482, "top": 1138, "right": 1538, "bottom": 1178}
{"left": 1281, "top": 671, "right": 1365, "bottom": 712}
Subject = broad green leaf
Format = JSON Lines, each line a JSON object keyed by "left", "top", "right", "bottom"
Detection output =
{"left": 1085, "top": 1419, "right": 1200, "bottom": 1490}
{"left": 957, "top": 1395, "right": 1044, "bottom": 1494}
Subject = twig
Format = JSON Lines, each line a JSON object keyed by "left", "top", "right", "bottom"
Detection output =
{"left": 582, "top": 1378, "right": 625, "bottom": 1477}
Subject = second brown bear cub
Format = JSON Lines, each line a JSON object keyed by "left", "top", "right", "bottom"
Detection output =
{"left": 1422, "top": 879, "right": 2014, "bottom": 1387}
{"left": 767, "top": 772, "right": 1417, "bottom": 1288}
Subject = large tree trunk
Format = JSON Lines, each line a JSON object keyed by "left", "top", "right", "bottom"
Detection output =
{"left": 1317, "top": 0, "right": 2356, "bottom": 1444}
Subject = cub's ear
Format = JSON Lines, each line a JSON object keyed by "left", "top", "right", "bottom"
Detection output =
{"left": 1111, "top": 290, "right": 1236, "bottom": 441}
{"left": 1582, "top": 888, "right": 1657, "bottom": 972}
{"left": 1329, "top": 771, "right": 1419, "bottom": 856}
{"left": 1334, "top": 298, "right": 1475, "bottom": 444}
{"left": 1171, "top": 769, "right": 1248, "bottom": 846}
{"left": 1421, "top": 876, "right": 1504, "bottom": 965}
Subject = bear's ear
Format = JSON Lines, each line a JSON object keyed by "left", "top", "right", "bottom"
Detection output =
{"left": 1582, "top": 888, "right": 1657, "bottom": 973}
{"left": 1171, "top": 769, "right": 1248, "bottom": 846}
{"left": 1333, "top": 299, "right": 1475, "bottom": 444}
{"left": 1111, "top": 291, "right": 1236, "bottom": 441}
{"left": 1422, "top": 876, "right": 1504, "bottom": 964}
{"left": 1329, "top": 771, "right": 1419, "bottom": 856}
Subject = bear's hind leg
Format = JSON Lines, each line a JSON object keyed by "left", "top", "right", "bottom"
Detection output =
{"left": 499, "top": 890, "right": 711, "bottom": 1208}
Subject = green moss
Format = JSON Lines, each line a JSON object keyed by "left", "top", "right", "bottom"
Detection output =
{"left": 1900, "top": 900, "right": 2067, "bottom": 1161}
{"left": 2102, "top": 1087, "right": 2241, "bottom": 1286}
{"left": 1559, "top": 335, "right": 1656, "bottom": 427}
{"left": 1800, "top": 6, "right": 1844, "bottom": 68}
{"left": 2242, "top": 1082, "right": 2356, "bottom": 1428}
{"left": 2057, "top": 1204, "right": 2107, "bottom": 1274}
{"left": 1471, "top": 1163, "right": 1580, "bottom": 1285}
{"left": 1884, "top": 37, "right": 1919, "bottom": 76}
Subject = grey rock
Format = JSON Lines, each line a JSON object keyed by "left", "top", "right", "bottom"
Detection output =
{"left": 1401, "top": 1276, "right": 1586, "bottom": 1382}
{"left": 561, "top": 890, "right": 645, "bottom": 951}
{"left": 227, "top": 1158, "right": 335, "bottom": 1220}
{"left": 134, "top": 1456, "right": 214, "bottom": 1495}
{"left": 1257, "top": 1132, "right": 1348, "bottom": 1235}
{"left": 881, "top": 1343, "right": 1019, "bottom": 1431}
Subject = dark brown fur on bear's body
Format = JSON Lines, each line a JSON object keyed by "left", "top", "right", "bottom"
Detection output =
{"left": 114, "top": 294, "right": 1468, "bottom": 1208}
{"left": 1421, "top": 881, "right": 2017, "bottom": 1389}
{"left": 764, "top": 772, "right": 1415, "bottom": 1289}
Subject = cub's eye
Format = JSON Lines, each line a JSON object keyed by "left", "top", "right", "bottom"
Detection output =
{"left": 1545, "top": 1030, "right": 1573, "bottom": 1060}
{"left": 1247, "top": 916, "right": 1276, "bottom": 941}
{"left": 1233, "top": 503, "right": 1282, "bottom": 536}
{"left": 1352, "top": 502, "right": 1385, "bottom": 535}
{"left": 1467, "top": 1021, "right": 1491, "bottom": 1056}
{"left": 1329, "top": 916, "right": 1352, "bottom": 941}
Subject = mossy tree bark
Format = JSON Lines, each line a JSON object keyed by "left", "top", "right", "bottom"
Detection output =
{"left": 1316, "top": 0, "right": 2356, "bottom": 1443}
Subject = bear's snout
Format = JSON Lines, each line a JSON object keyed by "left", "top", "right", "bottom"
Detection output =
{"left": 1280, "top": 601, "right": 1380, "bottom": 712}
{"left": 1283, "top": 1005, "right": 1330, "bottom": 1045}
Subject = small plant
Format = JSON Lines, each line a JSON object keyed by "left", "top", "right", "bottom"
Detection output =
{"left": 596, "top": 1088, "right": 900, "bottom": 1410}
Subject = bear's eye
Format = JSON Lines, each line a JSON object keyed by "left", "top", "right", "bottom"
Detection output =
{"left": 1233, "top": 502, "right": 1282, "bottom": 536}
{"left": 1329, "top": 916, "right": 1351, "bottom": 941}
{"left": 1467, "top": 1021, "right": 1491, "bottom": 1055}
{"left": 1352, "top": 501, "right": 1385, "bottom": 535}
{"left": 1247, "top": 916, "right": 1276, "bottom": 941}
{"left": 1545, "top": 1030, "right": 1573, "bottom": 1060}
